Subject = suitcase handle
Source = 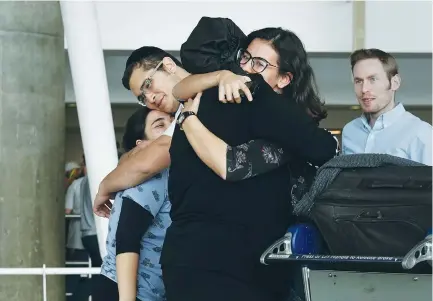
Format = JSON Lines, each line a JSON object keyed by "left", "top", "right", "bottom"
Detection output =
{"left": 365, "top": 179, "right": 431, "bottom": 190}
{"left": 357, "top": 210, "right": 383, "bottom": 219}
{"left": 369, "top": 182, "right": 404, "bottom": 188}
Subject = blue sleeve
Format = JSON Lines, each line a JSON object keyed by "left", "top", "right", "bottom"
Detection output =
{"left": 121, "top": 170, "right": 169, "bottom": 217}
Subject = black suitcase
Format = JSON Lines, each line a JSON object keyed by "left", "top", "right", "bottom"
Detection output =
{"left": 311, "top": 165, "right": 432, "bottom": 257}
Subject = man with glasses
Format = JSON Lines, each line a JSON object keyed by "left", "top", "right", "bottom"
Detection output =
{"left": 93, "top": 46, "right": 273, "bottom": 216}
{"left": 93, "top": 45, "right": 256, "bottom": 216}
{"left": 93, "top": 47, "right": 187, "bottom": 216}
{"left": 94, "top": 33, "right": 335, "bottom": 219}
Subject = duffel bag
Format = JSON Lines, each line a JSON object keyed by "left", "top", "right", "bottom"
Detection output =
{"left": 295, "top": 154, "right": 432, "bottom": 257}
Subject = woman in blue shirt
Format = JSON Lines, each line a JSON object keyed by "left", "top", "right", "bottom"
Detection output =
{"left": 94, "top": 107, "right": 173, "bottom": 301}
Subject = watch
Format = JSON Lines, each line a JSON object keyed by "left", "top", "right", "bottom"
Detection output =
{"left": 177, "top": 111, "right": 196, "bottom": 130}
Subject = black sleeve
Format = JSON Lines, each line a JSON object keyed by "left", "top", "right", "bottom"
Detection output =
{"left": 247, "top": 75, "right": 338, "bottom": 167}
{"left": 116, "top": 197, "right": 153, "bottom": 256}
{"left": 226, "top": 139, "right": 290, "bottom": 181}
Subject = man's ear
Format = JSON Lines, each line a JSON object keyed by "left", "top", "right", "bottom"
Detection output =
{"left": 162, "top": 57, "right": 177, "bottom": 74}
{"left": 390, "top": 74, "right": 401, "bottom": 91}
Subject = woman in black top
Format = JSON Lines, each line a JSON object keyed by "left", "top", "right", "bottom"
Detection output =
{"left": 176, "top": 23, "right": 338, "bottom": 205}
{"left": 162, "top": 25, "right": 338, "bottom": 301}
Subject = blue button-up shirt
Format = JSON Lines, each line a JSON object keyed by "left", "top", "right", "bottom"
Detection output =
{"left": 342, "top": 103, "right": 432, "bottom": 165}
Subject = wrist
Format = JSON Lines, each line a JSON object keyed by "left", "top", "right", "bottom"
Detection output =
{"left": 98, "top": 181, "right": 110, "bottom": 197}
{"left": 177, "top": 111, "right": 197, "bottom": 130}
{"left": 119, "top": 296, "right": 136, "bottom": 301}
{"left": 182, "top": 114, "right": 198, "bottom": 129}
{"left": 215, "top": 70, "right": 229, "bottom": 85}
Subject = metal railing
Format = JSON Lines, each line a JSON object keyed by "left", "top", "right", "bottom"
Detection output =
{"left": 0, "top": 265, "right": 101, "bottom": 301}
{"left": 3, "top": 214, "right": 101, "bottom": 300}
{"left": 0, "top": 214, "right": 101, "bottom": 300}
{"left": 65, "top": 214, "right": 81, "bottom": 219}
{"left": 65, "top": 261, "right": 92, "bottom": 266}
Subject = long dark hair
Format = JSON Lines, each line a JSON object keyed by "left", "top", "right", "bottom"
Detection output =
{"left": 122, "top": 107, "right": 151, "bottom": 152}
{"left": 245, "top": 28, "right": 327, "bottom": 122}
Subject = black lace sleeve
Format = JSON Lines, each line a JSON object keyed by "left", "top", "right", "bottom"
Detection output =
{"left": 226, "top": 139, "right": 290, "bottom": 181}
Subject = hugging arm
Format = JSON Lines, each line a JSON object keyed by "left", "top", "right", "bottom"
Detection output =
{"left": 176, "top": 72, "right": 289, "bottom": 180}
{"left": 94, "top": 135, "right": 171, "bottom": 217}
{"left": 247, "top": 78, "right": 338, "bottom": 166}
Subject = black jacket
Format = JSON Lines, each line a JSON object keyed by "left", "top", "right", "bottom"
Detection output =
{"left": 162, "top": 75, "right": 338, "bottom": 295}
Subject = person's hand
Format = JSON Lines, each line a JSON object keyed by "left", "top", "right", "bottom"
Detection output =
{"left": 182, "top": 92, "right": 202, "bottom": 114}
{"left": 93, "top": 190, "right": 113, "bottom": 218}
{"left": 217, "top": 70, "right": 253, "bottom": 103}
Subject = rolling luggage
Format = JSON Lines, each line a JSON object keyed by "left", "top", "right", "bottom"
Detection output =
{"left": 295, "top": 154, "right": 432, "bottom": 257}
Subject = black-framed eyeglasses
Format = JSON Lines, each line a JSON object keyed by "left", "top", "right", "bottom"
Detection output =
{"left": 236, "top": 49, "right": 278, "bottom": 73}
{"left": 137, "top": 60, "right": 164, "bottom": 107}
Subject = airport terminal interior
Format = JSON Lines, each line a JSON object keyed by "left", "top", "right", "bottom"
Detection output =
{"left": 1, "top": 1, "right": 432, "bottom": 301}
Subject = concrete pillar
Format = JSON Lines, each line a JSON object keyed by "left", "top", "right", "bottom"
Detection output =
{"left": 0, "top": 2, "right": 65, "bottom": 301}
{"left": 352, "top": 0, "right": 366, "bottom": 50}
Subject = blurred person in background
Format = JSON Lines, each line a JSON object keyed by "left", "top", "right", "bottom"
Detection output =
{"left": 65, "top": 161, "right": 83, "bottom": 190}
{"left": 65, "top": 162, "right": 85, "bottom": 258}
{"left": 79, "top": 156, "right": 103, "bottom": 267}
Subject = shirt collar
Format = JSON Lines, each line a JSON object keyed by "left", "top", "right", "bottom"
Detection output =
{"left": 361, "top": 103, "right": 406, "bottom": 130}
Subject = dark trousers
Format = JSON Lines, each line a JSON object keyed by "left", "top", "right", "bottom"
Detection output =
{"left": 82, "top": 235, "right": 102, "bottom": 267}
{"left": 80, "top": 235, "right": 103, "bottom": 300}
{"left": 162, "top": 265, "right": 286, "bottom": 301}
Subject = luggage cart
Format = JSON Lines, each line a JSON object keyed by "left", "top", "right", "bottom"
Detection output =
{"left": 260, "top": 225, "right": 432, "bottom": 301}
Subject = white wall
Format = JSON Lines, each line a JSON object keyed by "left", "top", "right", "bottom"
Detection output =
{"left": 91, "top": 1, "right": 354, "bottom": 52}
{"left": 365, "top": 1, "right": 432, "bottom": 53}
{"left": 64, "top": 1, "right": 432, "bottom": 54}
{"left": 65, "top": 52, "right": 432, "bottom": 106}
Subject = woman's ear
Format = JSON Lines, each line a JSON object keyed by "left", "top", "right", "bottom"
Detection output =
{"left": 277, "top": 72, "right": 293, "bottom": 89}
